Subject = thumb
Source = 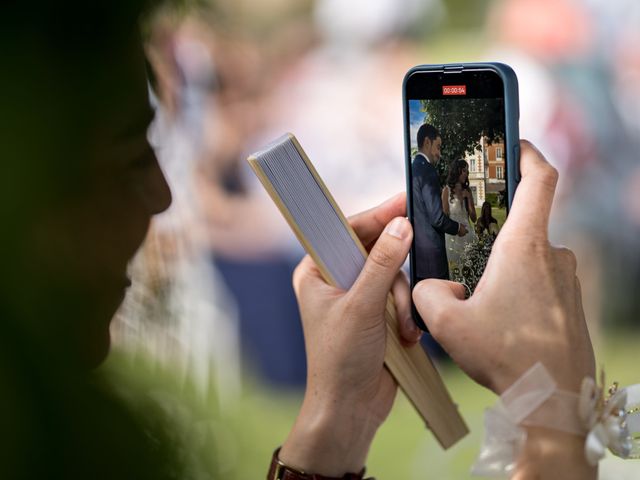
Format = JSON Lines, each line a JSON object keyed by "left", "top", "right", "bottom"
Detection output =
{"left": 348, "top": 217, "right": 412, "bottom": 318}
{"left": 501, "top": 140, "right": 558, "bottom": 239}
{"left": 412, "top": 279, "right": 465, "bottom": 344}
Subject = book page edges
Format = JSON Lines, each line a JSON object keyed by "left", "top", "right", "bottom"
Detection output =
{"left": 247, "top": 154, "right": 338, "bottom": 288}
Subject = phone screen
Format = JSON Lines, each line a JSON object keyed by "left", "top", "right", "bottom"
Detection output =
{"left": 405, "top": 68, "right": 509, "bottom": 324}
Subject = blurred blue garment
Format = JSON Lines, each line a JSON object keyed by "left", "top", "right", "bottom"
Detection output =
{"left": 214, "top": 255, "right": 307, "bottom": 387}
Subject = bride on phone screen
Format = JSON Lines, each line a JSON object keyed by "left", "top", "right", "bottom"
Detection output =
{"left": 443, "top": 159, "right": 477, "bottom": 271}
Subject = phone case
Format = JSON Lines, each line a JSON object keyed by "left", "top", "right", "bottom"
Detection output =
{"left": 403, "top": 63, "right": 520, "bottom": 331}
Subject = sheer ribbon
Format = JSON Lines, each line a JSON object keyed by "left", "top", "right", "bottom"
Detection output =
{"left": 471, "top": 362, "right": 640, "bottom": 477}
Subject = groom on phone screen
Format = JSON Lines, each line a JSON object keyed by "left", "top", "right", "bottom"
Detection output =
{"left": 412, "top": 123, "right": 468, "bottom": 280}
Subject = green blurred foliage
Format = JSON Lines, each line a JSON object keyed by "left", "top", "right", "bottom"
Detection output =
{"left": 485, "top": 192, "right": 499, "bottom": 207}
{"left": 441, "top": 0, "right": 492, "bottom": 30}
{"left": 101, "top": 328, "right": 639, "bottom": 479}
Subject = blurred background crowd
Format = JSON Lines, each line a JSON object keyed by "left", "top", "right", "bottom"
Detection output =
{"left": 107, "top": 0, "right": 640, "bottom": 477}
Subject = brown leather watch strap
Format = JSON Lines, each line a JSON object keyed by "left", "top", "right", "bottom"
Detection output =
{"left": 267, "top": 448, "right": 374, "bottom": 480}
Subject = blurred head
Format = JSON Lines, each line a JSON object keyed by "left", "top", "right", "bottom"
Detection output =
{"left": 447, "top": 159, "right": 470, "bottom": 191}
{"left": 417, "top": 123, "right": 441, "bottom": 164}
{"left": 481, "top": 201, "right": 493, "bottom": 220}
{"left": 1, "top": 2, "right": 172, "bottom": 367}
{"left": 490, "top": 0, "right": 593, "bottom": 61}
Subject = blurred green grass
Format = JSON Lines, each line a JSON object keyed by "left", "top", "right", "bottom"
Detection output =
{"left": 104, "top": 328, "right": 640, "bottom": 479}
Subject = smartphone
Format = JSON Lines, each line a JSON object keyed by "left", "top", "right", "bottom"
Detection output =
{"left": 403, "top": 63, "right": 520, "bottom": 331}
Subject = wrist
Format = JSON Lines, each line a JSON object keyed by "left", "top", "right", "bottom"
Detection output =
{"left": 473, "top": 362, "right": 595, "bottom": 478}
{"left": 513, "top": 426, "right": 597, "bottom": 480}
{"left": 280, "top": 396, "right": 379, "bottom": 477}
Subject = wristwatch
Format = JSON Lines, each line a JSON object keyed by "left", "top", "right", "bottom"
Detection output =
{"left": 268, "top": 448, "right": 373, "bottom": 480}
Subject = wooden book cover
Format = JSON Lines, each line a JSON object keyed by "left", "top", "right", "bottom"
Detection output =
{"left": 248, "top": 133, "right": 468, "bottom": 448}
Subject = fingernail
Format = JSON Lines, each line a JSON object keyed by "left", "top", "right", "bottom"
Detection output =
{"left": 403, "top": 315, "right": 421, "bottom": 341}
{"left": 385, "top": 217, "right": 409, "bottom": 240}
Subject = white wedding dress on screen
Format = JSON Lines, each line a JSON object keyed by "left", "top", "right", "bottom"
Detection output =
{"left": 445, "top": 194, "right": 477, "bottom": 271}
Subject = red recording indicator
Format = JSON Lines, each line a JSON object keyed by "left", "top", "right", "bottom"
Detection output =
{"left": 443, "top": 85, "right": 467, "bottom": 96}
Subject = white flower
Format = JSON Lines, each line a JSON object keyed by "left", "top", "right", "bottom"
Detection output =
{"left": 579, "top": 376, "right": 631, "bottom": 465}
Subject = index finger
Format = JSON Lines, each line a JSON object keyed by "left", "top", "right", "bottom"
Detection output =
{"left": 348, "top": 192, "right": 406, "bottom": 246}
{"left": 501, "top": 140, "right": 559, "bottom": 238}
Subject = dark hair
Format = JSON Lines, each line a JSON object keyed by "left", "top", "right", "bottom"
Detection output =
{"left": 447, "top": 159, "right": 470, "bottom": 200}
{"left": 446, "top": 159, "right": 471, "bottom": 214}
{"left": 477, "top": 201, "right": 498, "bottom": 231}
{"left": 416, "top": 123, "right": 440, "bottom": 150}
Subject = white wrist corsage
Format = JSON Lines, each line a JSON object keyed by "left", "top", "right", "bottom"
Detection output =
{"left": 471, "top": 362, "right": 640, "bottom": 477}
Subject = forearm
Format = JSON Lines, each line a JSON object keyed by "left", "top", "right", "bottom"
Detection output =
{"left": 467, "top": 195, "right": 476, "bottom": 222}
{"left": 469, "top": 204, "right": 477, "bottom": 222}
{"left": 513, "top": 427, "right": 596, "bottom": 480}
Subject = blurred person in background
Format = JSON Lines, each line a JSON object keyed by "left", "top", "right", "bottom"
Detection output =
{"left": 262, "top": 0, "right": 446, "bottom": 214}
{"left": 179, "top": 0, "right": 438, "bottom": 386}
{"left": 112, "top": 5, "right": 242, "bottom": 405}
{"left": 475, "top": 201, "right": 500, "bottom": 236}
{"left": 130, "top": 2, "right": 313, "bottom": 389}
{"left": 572, "top": 0, "right": 640, "bottom": 337}
{"left": 151, "top": 2, "right": 319, "bottom": 388}
{"left": 225, "top": 0, "right": 449, "bottom": 373}
{"left": 443, "top": 159, "right": 477, "bottom": 270}
{"left": 486, "top": 0, "right": 640, "bottom": 351}
{"left": 486, "top": 0, "right": 596, "bottom": 177}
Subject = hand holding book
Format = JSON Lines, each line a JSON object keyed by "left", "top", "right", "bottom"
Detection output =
{"left": 249, "top": 134, "right": 468, "bottom": 452}
{"left": 279, "top": 194, "right": 421, "bottom": 477}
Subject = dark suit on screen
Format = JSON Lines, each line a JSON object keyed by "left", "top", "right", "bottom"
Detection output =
{"left": 412, "top": 152, "right": 460, "bottom": 280}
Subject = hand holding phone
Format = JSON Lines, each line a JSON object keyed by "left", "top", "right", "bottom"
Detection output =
{"left": 412, "top": 140, "right": 597, "bottom": 480}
